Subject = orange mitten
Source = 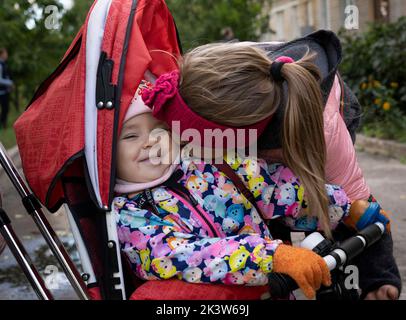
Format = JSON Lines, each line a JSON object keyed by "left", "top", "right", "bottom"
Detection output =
{"left": 272, "top": 244, "right": 331, "bottom": 299}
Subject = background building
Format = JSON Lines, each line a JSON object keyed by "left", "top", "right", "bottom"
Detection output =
{"left": 262, "top": 0, "right": 406, "bottom": 41}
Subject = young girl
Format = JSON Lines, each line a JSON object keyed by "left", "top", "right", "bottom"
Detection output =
{"left": 113, "top": 83, "right": 388, "bottom": 300}
{"left": 139, "top": 42, "right": 400, "bottom": 300}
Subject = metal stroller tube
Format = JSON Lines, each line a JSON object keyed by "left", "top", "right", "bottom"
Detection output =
{"left": 0, "top": 143, "right": 90, "bottom": 300}
{"left": 268, "top": 222, "right": 386, "bottom": 299}
{"left": 0, "top": 207, "right": 53, "bottom": 300}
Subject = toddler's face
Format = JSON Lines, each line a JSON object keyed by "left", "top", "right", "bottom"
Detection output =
{"left": 116, "top": 113, "right": 174, "bottom": 183}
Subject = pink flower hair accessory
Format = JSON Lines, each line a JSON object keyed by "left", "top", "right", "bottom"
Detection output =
{"left": 141, "top": 70, "right": 180, "bottom": 113}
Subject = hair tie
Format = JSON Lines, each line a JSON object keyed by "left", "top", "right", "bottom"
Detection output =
{"left": 270, "top": 56, "right": 294, "bottom": 82}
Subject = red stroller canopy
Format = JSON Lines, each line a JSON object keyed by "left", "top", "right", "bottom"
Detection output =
{"left": 14, "top": 0, "right": 182, "bottom": 212}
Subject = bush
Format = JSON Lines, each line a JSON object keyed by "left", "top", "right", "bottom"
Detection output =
{"left": 339, "top": 17, "right": 406, "bottom": 142}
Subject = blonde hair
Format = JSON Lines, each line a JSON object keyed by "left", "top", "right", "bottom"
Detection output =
{"left": 179, "top": 43, "right": 331, "bottom": 237}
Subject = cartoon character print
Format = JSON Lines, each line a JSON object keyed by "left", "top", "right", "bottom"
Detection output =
{"left": 203, "top": 194, "right": 226, "bottom": 218}
{"left": 242, "top": 158, "right": 260, "bottom": 178}
{"left": 224, "top": 152, "right": 243, "bottom": 170}
{"left": 166, "top": 236, "right": 188, "bottom": 250}
{"left": 149, "top": 233, "right": 171, "bottom": 257}
{"left": 222, "top": 183, "right": 245, "bottom": 204}
{"left": 285, "top": 202, "right": 301, "bottom": 218}
{"left": 259, "top": 255, "right": 273, "bottom": 273}
{"left": 138, "top": 224, "right": 159, "bottom": 235}
{"left": 222, "top": 272, "right": 244, "bottom": 285}
{"left": 248, "top": 176, "right": 267, "bottom": 198}
{"left": 212, "top": 185, "right": 231, "bottom": 203}
{"left": 227, "top": 246, "right": 250, "bottom": 272}
{"left": 201, "top": 239, "right": 240, "bottom": 259}
{"left": 332, "top": 188, "right": 348, "bottom": 207}
{"left": 162, "top": 216, "right": 181, "bottom": 234}
{"left": 119, "top": 209, "right": 148, "bottom": 229}
{"left": 238, "top": 224, "right": 256, "bottom": 235}
{"left": 294, "top": 215, "right": 318, "bottom": 231}
{"left": 117, "top": 226, "right": 132, "bottom": 244}
{"left": 250, "top": 208, "right": 262, "bottom": 225}
{"left": 328, "top": 205, "right": 346, "bottom": 229}
{"left": 261, "top": 185, "right": 275, "bottom": 206}
{"left": 183, "top": 267, "right": 203, "bottom": 283}
{"left": 226, "top": 204, "right": 244, "bottom": 224}
{"left": 274, "top": 183, "right": 296, "bottom": 207}
{"left": 186, "top": 251, "right": 203, "bottom": 267}
{"left": 250, "top": 244, "right": 266, "bottom": 264}
{"left": 151, "top": 257, "right": 177, "bottom": 279}
{"left": 123, "top": 248, "right": 141, "bottom": 265}
{"left": 278, "top": 166, "right": 298, "bottom": 184}
{"left": 173, "top": 243, "right": 195, "bottom": 262}
{"left": 113, "top": 197, "right": 127, "bottom": 210}
{"left": 152, "top": 187, "right": 172, "bottom": 202}
{"left": 186, "top": 175, "right": 209, "bottom": 196}
{"left": 240, "top": 215, "right": 261, "bottom": 234}
{"left": 222, "top": 217, "right": 239, "bottom": 233}
{"left": 136, "top": 264, "right": 158, "bottom": 281}
{"left": 243, "top": 268, "right": 268, "bottom": 286}
{"left": 158, "top": 198, "right": 179, "bottom": 213}
{"left": 130, "top": 230, "right": 150, "bottom": 250}
{"left": 139, "top": 248, "right": 151, "bottom": 272}
{"left": 203, "top": 258, "right": 228, "bottom": 281}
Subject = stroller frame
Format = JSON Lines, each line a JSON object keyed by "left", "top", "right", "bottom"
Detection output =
{"left": 0, "top": 142, "right": 92, "bottom": 300}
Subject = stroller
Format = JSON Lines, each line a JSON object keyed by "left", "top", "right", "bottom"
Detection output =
{"left": 0, "top": 0, "right": 388, "bottom": 300}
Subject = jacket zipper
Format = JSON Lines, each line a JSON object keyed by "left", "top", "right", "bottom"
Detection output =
{"left": 167, "top": 189, "right": 219, "bottom": 238}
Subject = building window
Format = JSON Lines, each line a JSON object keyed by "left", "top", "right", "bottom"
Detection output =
{"left": 306, "top": 0, "right": 314, "bottom": 26}
{"left": 374, "top": 0, "right": 390, "bottom": 22}
{"left": 320, "top": 0, "right": 331, "bottom": 29}
{"left": 275, "top": 11, "right": 285, "bottom": 41}
{"left": 291, "top": 5, "right": 300, "bottom": 38}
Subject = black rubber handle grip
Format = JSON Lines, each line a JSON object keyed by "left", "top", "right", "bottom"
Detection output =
{"left": 268, "top": 273, "right": 298, "bottom": 298}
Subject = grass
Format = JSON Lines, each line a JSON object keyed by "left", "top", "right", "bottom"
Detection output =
{"left": 360, "top": 120, "right": 406, "bottom": 144}
{"left": 0, "top": 102, "right": 25, "bottom": 150}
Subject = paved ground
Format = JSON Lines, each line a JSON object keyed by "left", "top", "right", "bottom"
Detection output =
{"left": 0, "top": 149, "right": 405, "bottom": 300}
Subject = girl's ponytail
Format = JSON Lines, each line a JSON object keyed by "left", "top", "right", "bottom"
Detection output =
{"left": 277, "top": 52, "right": 331, "bottom": 238}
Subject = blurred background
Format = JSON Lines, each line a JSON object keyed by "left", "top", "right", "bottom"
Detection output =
{"left": 0, "top": 0, "right": 405, "bottom": 148}
{"left": 0, "top": 0, "right": 405, "bottom": 299}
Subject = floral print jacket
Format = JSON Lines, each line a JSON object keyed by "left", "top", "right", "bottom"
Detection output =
{"left": 114, "top": 154, "right": 350, "bottom": 286}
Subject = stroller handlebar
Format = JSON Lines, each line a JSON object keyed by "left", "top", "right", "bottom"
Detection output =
{"left": 268, "top": 222, "right": 385, "bottom": 298}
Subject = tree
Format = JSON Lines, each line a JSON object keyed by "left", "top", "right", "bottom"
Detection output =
{"left": 0, "top": 0, "right": 92, "bottom": 109}
{"left": 166, "top": 0, "right": 273, "bottom": 50}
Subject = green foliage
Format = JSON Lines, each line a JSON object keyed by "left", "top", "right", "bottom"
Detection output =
{"left": 0, "top": 0, "right": 93, "bottom": 110}
{"left": 339, "top": 17, "right": 406, "bottom": 142}
{"left": 166, "top": 0, "right": 272, "bottom": 50}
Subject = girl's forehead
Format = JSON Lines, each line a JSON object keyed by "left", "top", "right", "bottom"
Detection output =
{"left": 121, "top": 114, "right": 168, "bottom": 132}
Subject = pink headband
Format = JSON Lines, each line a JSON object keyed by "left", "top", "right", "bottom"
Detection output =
{"left": 141, "top": 70, "right": 274, "bottom": 148}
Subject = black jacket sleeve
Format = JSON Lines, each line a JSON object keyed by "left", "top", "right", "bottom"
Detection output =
{"left": 333, "top": 223, "right": 402, "bottom": 299}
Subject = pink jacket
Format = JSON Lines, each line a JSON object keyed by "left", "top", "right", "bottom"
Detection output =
{"left": 323, "top": 76, "right": 370, "bottom": 201}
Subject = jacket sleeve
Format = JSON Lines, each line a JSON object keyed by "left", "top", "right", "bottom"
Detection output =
{"left": 324, "top": 75, "right": 370, "bottom": 201}
{"left": 0, "top": 64, "right": 13, "bottom": 87}
{"left": 333, "top": 223, "right": 402, "bottom": 299}
{"left": 114, "top": 198, "right": 282, "bottom": 285}
{"left": 231, "top": 157, "right": 351, "bottom": 228}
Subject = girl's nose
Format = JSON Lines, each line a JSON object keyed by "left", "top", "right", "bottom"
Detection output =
{"left": 142, "top": 134, "right": 159, "bottom": 149}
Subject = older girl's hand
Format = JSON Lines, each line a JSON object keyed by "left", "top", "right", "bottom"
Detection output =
{"left": 364, "top": 285, "right": 399, "bottom": 300}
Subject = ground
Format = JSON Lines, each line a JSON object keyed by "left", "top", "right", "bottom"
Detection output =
{"left": 0, "top": 150, "right": 405, "bottom": 300}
